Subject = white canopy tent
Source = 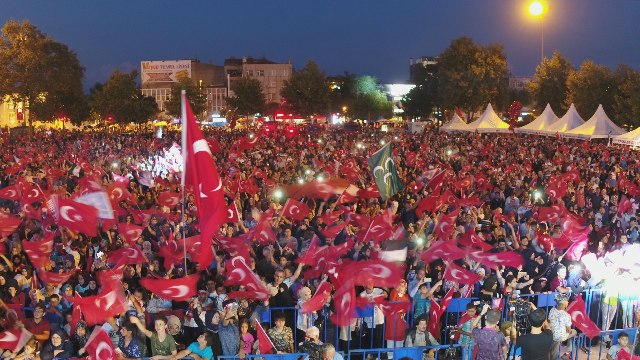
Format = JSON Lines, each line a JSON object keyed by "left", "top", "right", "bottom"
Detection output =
{"left": 537, "top": 103, "right": 585, "bottom": 136}
{"left": 441, "top": 113, "right": 471, "bottom": 132}
{"left": 613, "top": 126, "right": 640, "bottom": 147}
{"left": 464, "top": 103, "right": 510, "bottom": 133}
{"left": 517, "top": 103, "right": 559, "bottom": 134}
{"left": 563, "top": 104, "right": 625, "bottom": 139}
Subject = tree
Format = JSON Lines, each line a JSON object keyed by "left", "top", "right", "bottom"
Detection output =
{"left": 402, "top": 63, "right": 441, "bottom": 120}
{"left": 164, "top": 76, "right": 207, "bottom": 118}
{"left": 351, "top": 75, "right": 392, "bottom": 120}
{"left": 89, "top": 70, "right": 158, "bottom": 124}
{"left": 0, "top": 20, "right": 87, "bottom": 125}
{"left": 225, "top": 77, "right": 265, "bottom": 117}
{"left": 528, "top": 51, "right": 574, "bottom": 115}
{"left": 566, "top": 60, "right": 617, "bottom": 120}
{"left": 437, "top": 37, "right": 509, "bottom": 119}
{"left": 613, "top": 65, "right": 640, "bottom": 128}
{"left": 281, "top": 60, "right": 330, "bottom": 117}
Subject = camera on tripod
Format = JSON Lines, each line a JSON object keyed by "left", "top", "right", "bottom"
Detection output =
{"left": 509, "top": 291, "right": 532, "bottom": 335}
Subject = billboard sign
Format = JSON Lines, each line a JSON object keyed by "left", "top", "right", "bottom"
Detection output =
{"left": 141, "top": 60, "right": 191, "bottom": 84}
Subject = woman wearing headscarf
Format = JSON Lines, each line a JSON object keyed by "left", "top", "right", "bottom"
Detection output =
{"left": 40, "top": 329, "right": 74, "bottom": 360}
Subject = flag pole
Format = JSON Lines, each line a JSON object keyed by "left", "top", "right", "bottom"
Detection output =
{"left": 180, "top": 90, "right": 188, "bottom": 273}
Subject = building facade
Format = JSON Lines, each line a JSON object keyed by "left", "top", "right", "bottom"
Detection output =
{"left": 140, "top": 59, "right": 227, "bottom": 117}
{"left": 224, "top": 57, "right": 292, "bottom": 104}
{"left": 409, "top": 56, "right": 438, "bottom": 84}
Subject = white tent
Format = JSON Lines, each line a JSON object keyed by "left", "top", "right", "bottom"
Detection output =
{"left": 538, "top": 103, "right": 585, "bottom": 135}
{"left": 465, "top": 103, "right": 510, "bottom": 133}
{"left": 517, "top": 103, "right": 559, "bottom": 134}
{"left": 441, "top": 113, "right": 470, "bottom": 132}
{"left": 613, "top": 126, "right": 640, "bottom": 147}
{"left": 563, "top": 104, "right": 625, "bottom": 139}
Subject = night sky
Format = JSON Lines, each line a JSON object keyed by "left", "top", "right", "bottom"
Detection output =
{"left": 3, "top": 0, "right": 640, "bottom": 90}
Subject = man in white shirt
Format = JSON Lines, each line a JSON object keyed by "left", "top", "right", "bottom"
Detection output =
{"left": 359, "top": 282, "right": 386, "bottom": 349}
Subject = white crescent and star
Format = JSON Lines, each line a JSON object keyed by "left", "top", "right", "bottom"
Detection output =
{"left": 162, "top": 285, "right": 190, "bottom": 299}
{"left": 60, "top": 206, "right": 82, "bottom": 223}
{"left": 0, "top": 331, "right": 18, "bottom": 343}
{"left": 94, "top": 341, "right": 114, "bottom": 360}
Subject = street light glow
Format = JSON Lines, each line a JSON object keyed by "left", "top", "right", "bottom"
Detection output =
{"left": 529, "top": 0, "right": 544, "bottom": 16}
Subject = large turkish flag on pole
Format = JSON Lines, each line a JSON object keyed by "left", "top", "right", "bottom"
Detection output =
{"left": 182, "top": 93, "right": 227, "bottom": 266}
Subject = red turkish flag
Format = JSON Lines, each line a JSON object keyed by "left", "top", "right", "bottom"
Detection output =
{"left": 107, "top": 182, "right": 132, "bottom": 205}
{"left": 560, "top": 213, "right": 590, "bottom": 241}
{"left": 422, "top": 240, "right": 465, "bottom": 264}
{"left": 250, "top": 221, "right": 277, "bottom": 245}
{"left": 359, "top": 212, "right": 394, "bottom": 245}
{"left": 618, "top": 195, "right": 633, "bottom": 216}
{"left": 140, "top": 274, "right": 199, "bottom": 301}
{"left": 107, "top": 245, "right": 148, "bottom": 265}
{"left": 37, "top": 269, "right": 77, "bottom": 285}
{"left": 0, "top": 214, "right": 21, "bottom": 237}
{"left": 434, "top": 208, "right": 460, "bottom": 240}
{"left": 74, "top": 284, "right": 128, "bottom": 325}
{"left": 458, "top": 228, "right": 493, "bottom": 251}
{"left": 112, "top": 173, "right": 129, "bottom": 185}
{"left": 224, "top": 256, "right": 270, "bottom": 300}
{"left": 158, "top": 191, "right": 181, "bottom": 208}
{"left": 0, "top": 184, "right": 20, "bottom": 200}
{"left": 182, "top": 95, "right": 227, "bottom": 244}
{"left": 321, "top": 222, "right": 347, "bottom": 239}
{"left": 561, "top": 169, "right": 580, "bottom": 183}
{"left": 469, "top": 250, "right": 524, "bottom": 270}
{"left": 255, "top": 320, "right": 275, "bottom": 355}
{"left": 537, "top": 204, "right": 567, "bottom": 224}
{"left": 236, "top": 134, "right": 260, "bottom": 152}
{"left": 281, "top": 198, "right": 310, "bottom": 221}
{"left": 301, "top": 280, "right": 332, "bottom": 314}
{"left": 374, "top": 297, "right": 411, "bottom": 318}
{"left": 216, "top": 234, "right": 251, "bottom": 261}
{"left": 117, "top": 224, "right": 145, "bottom": 244}
{"left": 85, "top": 327, "right": 117, "bottom": 360}
{"left": 22, "top": 233, "right": 54, "bottom": 268}
{"left": 566, "top": 295, "right": 601, "bottom": 339}
{"left": 20, "top": 184, "right": 45, "bottom": 204}
{"left": 0, "top": 327, "right": 33, "bottom": 353}
{"left": 427, "top": 299, "right": 443, "bottom": 340}
{"left": 565, "top": 237, "right": 588, "bottom": 261}
{"left": 330, "top": 279, "right": 356, "bottom": 326}
{"left": 444, "top": 262, "right": 482, "bottom": 285}
{"left": 47, "top": 195, "right": 99, "bottom": 236}
{"left": 21, "top": 203, "right": 41, "bottom": 220}
{"left": 427, "top": 170, "right": 446, "bottom": 191}
{"left": 416, "top": 191, "right": 441, "bottom": 218}
{"left": 453, "top": 176, "right": 473, "bottom": 190}
{"left": 320, "top": 209, "right": 344, "bottom": 224}
{"left": 618, "top": 348, "right": 640, "bottom": 360}
{"left": 226, "top": 202, "right": 240, "bottom": 223}
{"left": 345, "top": 259, "right": 406, "bottom": 288}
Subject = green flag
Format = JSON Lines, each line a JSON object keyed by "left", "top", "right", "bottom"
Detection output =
{"left": 367, "top": 143, "right": 403, "bottom": 201}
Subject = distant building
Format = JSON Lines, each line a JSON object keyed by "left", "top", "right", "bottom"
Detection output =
{"left": 382, "top": 84, "right": 416, "bottom": 115}
{"left": 224, "top": 57, "right": 292, "bottom": 104}
{"left": 140, "top": 59, "right": 227, "bottom": 117}
{"left": 409, "top": 56, "right": 438, "bottom": 84}
{"left": 509, "top": 76, "right": 531, "bottom": 91}
{"left": 0, "top": 98, "right": 27, "bottom": 128}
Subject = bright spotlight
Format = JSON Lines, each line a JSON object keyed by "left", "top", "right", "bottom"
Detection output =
{"left": 380, "top": 140, "right": 386, "bottom": 145}
{"left": 112, "top": 162, "right": 119, "bottom": 168}
{"left": 446, "top": 149, "right": 453, "bottom": 156}
{"left": 317, "top": 175, "right": 324, "bottom": 182}
{"left": 273, "top": 189, "right": 284, "bottom": 200}
{"left": 298, "top": 178, "right": 304, "bottom": 184}
{"left": 528, "top": 0, "right": 544, "bottom": 16}
{"left": 249, "top": 133, "right": 255, "bottom": 139}
{"left": 305, "top": 169, "right": 312, "bottom": 175}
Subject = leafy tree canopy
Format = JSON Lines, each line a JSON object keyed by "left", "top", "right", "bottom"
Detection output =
{"left": 0, "top": 20, "right": 86, "bottom": 124}
{"left": 281, "top": 60, "right": 330, "bottom": 117}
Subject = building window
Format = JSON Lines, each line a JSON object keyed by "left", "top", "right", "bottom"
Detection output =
{"left": 269, "top": 81, "right": 275, "bottom": 87}
{"left": 257, "top": 69, "right": 264, "bottom": 76}
{"left": 271, "top": 70, "right": 276, "bottom": 76}
{"left": 282, "top": 70, "right": 288, "bottom": 76}
{"left": 267, "top": 93, "right": 273, "bottom": 101}
{"left": 246, "top": 70, "right": 253, "bottom": 77}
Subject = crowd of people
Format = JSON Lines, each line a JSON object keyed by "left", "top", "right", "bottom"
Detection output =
{"left": 1, "top": 123, "right": 640, "bottom": 360}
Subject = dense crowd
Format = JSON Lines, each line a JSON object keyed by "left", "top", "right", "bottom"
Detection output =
{"left": 0, "top": 124, "right": 640, "bottom": 360}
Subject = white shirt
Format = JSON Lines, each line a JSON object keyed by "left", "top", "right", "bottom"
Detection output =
{"left": 359, "top": 288, "right": 385, "bottom": 327}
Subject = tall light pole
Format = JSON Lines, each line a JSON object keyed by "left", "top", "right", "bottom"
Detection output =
{"left": 528, "top": 0, "right": 546, "bottom": 63}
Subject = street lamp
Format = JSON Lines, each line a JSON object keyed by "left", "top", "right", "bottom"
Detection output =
{"left": 528, "top": 0, "right": 547, "bottom": 63}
